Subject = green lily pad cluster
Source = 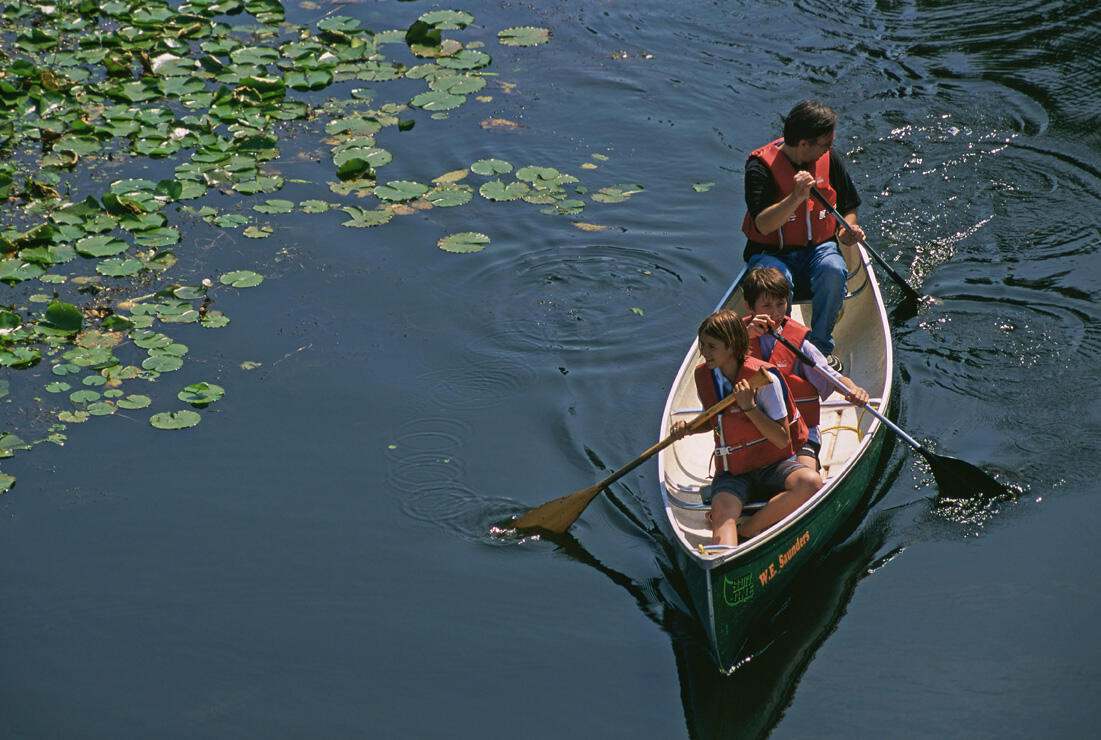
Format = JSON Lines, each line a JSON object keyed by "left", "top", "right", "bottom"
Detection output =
{"left": 0, "top": 1, "right": 638, "bottom": 493}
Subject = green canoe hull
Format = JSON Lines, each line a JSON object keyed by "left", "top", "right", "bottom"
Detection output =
{"left": 680, "top": 425, "right": 889, "bottom": 672}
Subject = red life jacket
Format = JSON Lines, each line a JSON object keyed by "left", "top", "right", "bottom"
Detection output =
{"left": 740, "top": 138, "right": 839, "bottom": 249}
{"left": 746, "top": 316, "right": 822, "bottom": 428}
{"left": 693, "top": 356, "right": 808, "bottom": 475}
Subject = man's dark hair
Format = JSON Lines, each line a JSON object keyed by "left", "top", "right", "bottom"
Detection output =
{"left": 782, "top": 100, "right": 837, "bottom": 146}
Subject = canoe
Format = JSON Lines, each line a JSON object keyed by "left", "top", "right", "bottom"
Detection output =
{"left": 656, "top": 244, "right": 894, "bottom": 673}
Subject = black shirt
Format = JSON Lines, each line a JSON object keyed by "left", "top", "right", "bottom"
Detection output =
{"left": 743, "top": 150, "right": 861, "bottom": 258}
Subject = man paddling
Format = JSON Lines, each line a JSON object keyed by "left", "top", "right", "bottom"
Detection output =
{"left": 741, "top": 100, "right": 865, "bottom": 371}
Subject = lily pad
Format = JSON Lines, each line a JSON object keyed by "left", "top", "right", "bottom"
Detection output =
{"left": 374, "top": 180, "right": 429, "bottom": 202}
{"left": 469, "top": 158, "right": 510, "bottom": 176}
{"left": 117, "top": 394, "right": 152, "bottom": 410}
{"left": 419, "top": 10, "right": 474, "bottom": 29}
{"left": 142, "top": 354, "right": 184, "bottom": 372}
{"left": 438, "top": 232, "right": 490, "bottom": 254}
{"left": 75, "top": 235, "right": 129, "bottom": 258}
{"left": 498, "top": 26, "right": 552, "bottom": 47}
{"left": 97, "top": 258, "right": 145, "bottom": 277}
{"left": 42, "top": 300, "right": 83, "bottom": 333}
{"left": 150, "top": 410, "right": 202, "bottom": 430}
{"left": 426, "top": 185, "right": 474, "bottom": 207}
{"left": 480, "top": 180, "right": 530, "bottom": 201}
{"left": 341, "top": 207, "right": 395, "bottom": 228}
{"left": 220, "top": 270, "right": 265, "bottom": 288}
{"left": 252, "top": 199, "right": 295, "bottom": 214}
{"left": 410, "top": 90, "right": 465, "bottom": 111}
{"left": 243, "top": 226, "right": 273, "bottom": 239}
{"left": 299, "top": 200, "right": 332, "bottom": 213}
{"left": 178, "top": 382, "right": 225, "bottom": 407}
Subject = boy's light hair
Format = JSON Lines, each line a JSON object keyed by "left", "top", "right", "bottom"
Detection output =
{"left": 697, "top": 309, "right": 748, "bottom": 362}
{"left": 742, "top": 267, "right": 790, "bottom": 309}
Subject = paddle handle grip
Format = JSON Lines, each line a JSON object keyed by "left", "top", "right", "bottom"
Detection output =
{"left": 809, "top": 186, "right": 923, "bottom": 303}
{"left": 767, "top": 329, "right": 925, "bottom": 453}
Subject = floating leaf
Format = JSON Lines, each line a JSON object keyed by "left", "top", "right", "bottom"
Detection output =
{"left": 150, "top": 410, "right": 201, "bottom": 430}
{"left": 117, "top": 394, "right": 152, "bottom": 410}
{"left": 58, "top": 411, "right": 89, "bottom": 424}
{"left": 374, "top": 180, "right": 429, "bottom": 202}
{"left": 142, "top": 354, "right": 184, "bottom": 372}
{"left": 86, "top": 402, "right": 116, "bottom": 417}
{"left": 692, "top": 181, "right": 715, "bottom": 193}
{"left": 0, "top": 473, "right": 13, "bottom": 493}
{"left": 97, "top": 258, "right": 144, "bottom": 277}
{"left": 252, "top": 199, "right": 295, "bottom": 214}
{"left": 470, "top": 159, "right": 513, "bottom": 176}
{"left": 70, "top": 390, "right": 101, "bottom": 404}
{"left": 630, "top": 307, "right": 645, "bottom": 317}
{"left": 498, "top": 26, "right": 552, "bottom": 47}
{"left": 219, "top": 270, "right": 265, "bottom": 288}
{"left": 573, "top": 222, "right": 609, "bottom": 232}
{"left": 426, "top": 185, "right": 473, "bottom": 207}
{"left": 410, "top": 90, "right": 465, "bottom": 111}
{"left": 243, "top": 226, "right": 273, "bottom": 239}
{"left": 341, "top": 207, "right": 395, "bottom": 228}
{"left": 419, "top": 10, "right": 474, "bottom": 29}
{"left": 299, "top": 200, "right": 331, "bottom": 214}
{"left": 43, "top": 300, "right": 83, "bottom": 333}
{"left": 46, "top": 382, "right": 71, "bottom": 393}
{"left": 437, "top": 50, "right": 491, "bottom": 70}
{"left": 433, "top": 169, "right": 469, "bottom": 184}
{"left": 178, "top": 382, "right": 225, "bottom": 407}
{"left": 592, "top": 183, "right": 645, "bottom": 203}
{"left": 0, "top": 348, "right": 41, "bottom": 368}
{"left": 75, "top": 235, "right": 129, "bottom": 258}
{"left": 438, "top": 232, "right": 490, "bottom": 254}
{"left": 479, "top": 180, "right": 529, "bottom": 201}
{"left": 240, "top": 361, "right": 262, "bottom": 371}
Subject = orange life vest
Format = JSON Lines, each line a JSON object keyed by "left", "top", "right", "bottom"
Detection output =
{"left": 746, "top": 316, "right": 822, "bottom": 428}
{"left": 740, "top": 138, "right": 839, "bottom": 249}
{"left": 693, "top": 356, "right": 808, "bottom": 475}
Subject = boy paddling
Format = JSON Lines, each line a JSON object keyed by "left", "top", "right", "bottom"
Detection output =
{"left": 671, "top": 310, "right": 822, "bottom": 547}
{"left": 742, "top": 267, "right": 869, "bottom": 472}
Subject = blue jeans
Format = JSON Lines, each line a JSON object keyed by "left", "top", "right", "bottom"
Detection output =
{"left": 746, "top": 241, "right": 847, "bottom": 355}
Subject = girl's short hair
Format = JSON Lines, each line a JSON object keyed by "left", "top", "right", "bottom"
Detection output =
{"left": 698, "top": 309, "right": 748, "bottom": 362}
{"left": 742, "top": 267, "right": 791, "bottom": 308}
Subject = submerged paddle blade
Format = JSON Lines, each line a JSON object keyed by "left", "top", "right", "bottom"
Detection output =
{"left": 511, "top": 483, "right": 604, "bottom": 534}
{"left": 921, "top": 450, "right": 1010, "bottom": 500}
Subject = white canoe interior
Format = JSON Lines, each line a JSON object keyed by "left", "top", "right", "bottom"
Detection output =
{"left": 657, "top": 247, "right": 893, "bottom": 563}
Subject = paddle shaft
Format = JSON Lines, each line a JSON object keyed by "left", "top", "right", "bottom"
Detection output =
{"left": 767, "top": 328, "right": 925, "bottom": 453}
{"left": 509, "top": 369, "right": 775, "bottom": 532}
{"left": 810, "top": 186, "right": 923, "bottom": 303}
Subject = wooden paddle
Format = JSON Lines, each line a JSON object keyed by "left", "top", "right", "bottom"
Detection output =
{"left": 810, "top": 186, "right": 925, "bottom": 306}
{"left": 511, "top": 368, "right": 775, "bottom": 534}
{"left": 768, "top": 328, "right": 1009, "bottom": 499}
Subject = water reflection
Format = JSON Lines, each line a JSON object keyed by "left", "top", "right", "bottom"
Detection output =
{"left": 543, "top": 455, "right": 904, "bottom": 739}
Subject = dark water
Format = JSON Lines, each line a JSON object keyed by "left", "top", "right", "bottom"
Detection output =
{"left": 3, "top": 0, "right": 1100, "bottom": 737}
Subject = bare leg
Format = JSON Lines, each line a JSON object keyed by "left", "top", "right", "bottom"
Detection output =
{"left": 709, "top": 491, "right": 744, "bottom": 547}
{"left": 797, "top": 453, "right": 819, "bottom": 472}
{"left": 738, "top": 468, "right": 822, "bottom": 540}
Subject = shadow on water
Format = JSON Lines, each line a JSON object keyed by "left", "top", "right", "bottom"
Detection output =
{"left": 541, "top": 452, "right": 905, "bottom": 740}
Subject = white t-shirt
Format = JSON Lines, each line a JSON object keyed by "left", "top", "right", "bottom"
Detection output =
{"left": 711, "top": 368, "right": 786, "bottom": 421}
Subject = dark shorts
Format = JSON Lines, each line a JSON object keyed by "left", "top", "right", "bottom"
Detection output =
{"left": 705, "top": 456, "right": 809, "bottom": 507}
{"left": 798, "top": 439, "right": 821, "bottom": 467}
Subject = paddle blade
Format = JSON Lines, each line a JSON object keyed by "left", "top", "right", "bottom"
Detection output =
{"left": 921, "top": 450, "right": 1010, "bottom": 500}
{"left": 511, "top": 483, "right": 605, "bottom": 534}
